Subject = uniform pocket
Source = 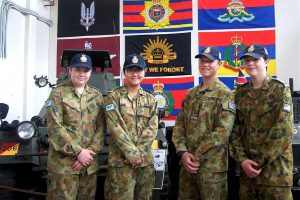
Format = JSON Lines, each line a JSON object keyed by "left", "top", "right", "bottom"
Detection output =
{"left": 120, "top": 104, "right": 135, "bottom": 123}
{"left": 137, "top": 105, "right": 151, "bottom": 118}
{"left": 62, "top": 98, "right": 80, "bottom": 124}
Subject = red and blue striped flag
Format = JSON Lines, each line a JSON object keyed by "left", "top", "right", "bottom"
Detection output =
{"left": 198, "top": 0, "right": 275, "bottom": 30}
{"left": 123, "top": 0, "right": 193, "bottom": 34}
{"left": 141, "top": 76, "right": 194, "bottom": 120}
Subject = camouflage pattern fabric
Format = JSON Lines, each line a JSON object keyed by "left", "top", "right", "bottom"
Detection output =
{"left": 178, "top": 168, "right": 227, "bottom": 200}
{"left": 46, "top": 80, "right": 106, "bottom": 175}
{"left": 104, "top": 86, "right": 158, "bottom": 199}
{"left": 46, "top": 172, "right": 97, "bottom": 200}
{"left": 104, "top": 166, "right": 155, "bottom": 200}
{"left": 239, "top": 174, "right": 293, "bottom": 200}
{"left": 230, "top": 76, "right": 294, "bottom": 188}
{"left": 104, "top": 86, "right": 158, "bottom": 167}
{"left": 172, "top": 78, "right": 235, "bottom": 199}
{"left": 173, "top": 78, "right": 235, "bottom": 171}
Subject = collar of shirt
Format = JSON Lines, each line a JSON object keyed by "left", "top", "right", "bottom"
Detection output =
{"left": 119, "top": 85, "right": 145, "bottom": 96}
{"left": 65, "top": 80, "right": 94, "bottom": 97}
{"left": 198, "top": 78, "right": 220, "bottom": 93}
{"left": 247, "top": 76, "right": 271, "bottom": 99}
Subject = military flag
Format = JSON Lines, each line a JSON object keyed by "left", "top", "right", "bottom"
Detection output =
{"left": 57, "top": 0, "right": 119, "bottom": 37}
{"left": 235, "top": 67, "right": 247, "bottom": 87}
{"left": 123, "top": 0, "right": 193, "bottom": 34}
{"left": 141, "top": 76, "right": 194, "bottom": 120}
{"left": 57, "top": 37, "right": 120, "bottom": 76}
{"left": 198, "top": 0, "right": 275, "bottom": 30}
{"left": 198, "top": 29, "right": 275, "bottom": 90}
{"left": 125, "top": 33, "right": 191, "bottom": 76}
{"left": 198, "top": 30, "right": 276, "bottom": 77}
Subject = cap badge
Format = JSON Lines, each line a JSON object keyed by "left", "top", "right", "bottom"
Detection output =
{"left": 132, "top": 56, "right": 139, "bottom": 64}
{"left": 248, "top": 45, "right": 255, "bottom": 52}
{"left": 80, "top": 54, "right": 87, "bottom": 63}
{"left": 204, "top": 47, "right": 211, "bottom": 53}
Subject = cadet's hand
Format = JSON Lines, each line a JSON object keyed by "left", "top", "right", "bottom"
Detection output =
{"left": 241, "top": 159, "right": 262, "bottom": 178}
{"left": 72, "top": 160, "right": 85, "bottom": 171}
{"left": 181, "top": 152, "right": 200, "bottom": 174}
{"left": 77, "top": 149, "right": 96, "bottom": 166}
{"left": 131, "top": 156, "right": 145, "bottom": 167}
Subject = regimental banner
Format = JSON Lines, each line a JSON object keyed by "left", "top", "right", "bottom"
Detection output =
{"left": 125, "top": 33, "right": 191, "bottom": 76}
{"left": 198, "top": 0, "right": 275, "bottom": 30}
{"left": 123, "top": 0, "right": 193, "bottom": 34}
{"left": 57, "top": 37, "right": 120, "bottom": 76}
{"left": 57, "top": 0, "right": 119, "bottom": 37}
{"left": 198, "top": 30, "right": 276, "bottom": 77}
{"left": 142, "top": 76, "right": 194, "bottom": 120}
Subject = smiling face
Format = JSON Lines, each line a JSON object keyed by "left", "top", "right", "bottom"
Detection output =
{"left": 198, "top": 56, "right": 221, "bottom": 79}
{"left": 124, "top": 66, "right": 145, "bottom": 87}
{"left": 69, "top": 67, "right": 91, "bottom": 88}
{"left": 243, "top": 56, "right": 268, "bottom": 79}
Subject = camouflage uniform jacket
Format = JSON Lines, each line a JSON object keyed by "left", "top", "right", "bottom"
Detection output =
{"left": 230, "top": 76, "right": 294, "bottom": 186}
{"left": 105, "top": 86, "right": 158, "bottom": 167}
{"left": 46, "top": 81, "right": 105, "bottom": 174}
{"left": 172, "top": 78, "right": 236, "bottom": 172}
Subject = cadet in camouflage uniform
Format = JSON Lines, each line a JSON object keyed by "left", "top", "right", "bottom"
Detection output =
{"left": 172, "top": 46, "right": 236, "bottom": 200}
{"left": 230, "top": 44, "right": 294, "bottom": 200}
{"left": 104, "top": 54, "right": 158, "bottom": 200}
{"left": 46, "top": 53, "right": 105, "bottom": 200}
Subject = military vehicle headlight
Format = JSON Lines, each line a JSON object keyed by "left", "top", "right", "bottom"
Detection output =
{"left": 34, "top": 75, "right": 49, "bottom": 88}
{"left": 17, "top": 121, "right": 36, "bottom": 140}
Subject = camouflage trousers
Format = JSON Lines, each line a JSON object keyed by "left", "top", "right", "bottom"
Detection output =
{"left": 104, "top": 165, "right": 155, "bottom": 200}
{"left": 178, "top": 167, "right": 227, "bottom": 200}
{"left": 46, "top": 172, "right": 97, "bottom": 200}
{"left": 239, "top": 175, "right": 293, "bottom": 200}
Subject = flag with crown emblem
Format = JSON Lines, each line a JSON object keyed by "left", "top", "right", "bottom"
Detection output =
{"left": 198, "top": 0, "right": 275, "bottom": 30}
{"left": 123, "top": 0, "right": 193, "bottom": 34}
{"left": 141, "top": 76, "right": 194, "bottom": 120}
{"left": 198, "top": 29, "right": 276, "bottom": 90}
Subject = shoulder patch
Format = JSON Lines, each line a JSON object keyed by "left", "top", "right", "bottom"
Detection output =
{"left": 45, "top": 100, "right": 53, "bottom": 108}
{"left": 222, "top": 101, "right": 236, "bottom": 114}
{"left": 228, "top": 102, "right": 236, "bottom": 111}
{"left": 283, "top": 103, "right": 291, "bottom": 112}
{"left": 106, "top": 104, "right": 115, "bottom": 111}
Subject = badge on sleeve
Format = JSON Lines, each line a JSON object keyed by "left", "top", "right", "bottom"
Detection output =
{"left": 228, "top": 102, "right": 236, "bottom": 112}
{"left": 106, "top": 104, "right": 115, "bottom": 111}
{"left": 283, "top": 103, "right": 291, "bottom": 112}
{"left": 45, "top": 100, "right": 53, "bottom": 108}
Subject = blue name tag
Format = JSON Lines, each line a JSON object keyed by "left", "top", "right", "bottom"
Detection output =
{"left": 45, "top": 100, "right": 53, "bottom": 108}
{"left": 228, "top": 102, "right": 236, "bottom": 111}
{"left": 106, "top": 104, "right": 115, "bottom": 111}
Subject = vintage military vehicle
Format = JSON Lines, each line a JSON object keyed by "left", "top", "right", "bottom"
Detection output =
{"left": 0, "top": 50, "right": 168, "bottom": 200}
